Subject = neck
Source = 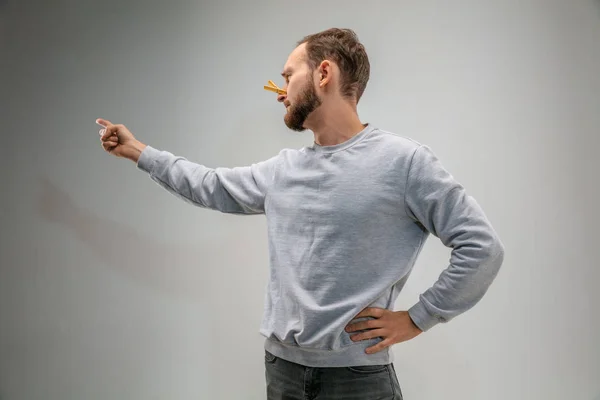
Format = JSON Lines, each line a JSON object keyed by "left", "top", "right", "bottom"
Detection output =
{"left": 306, "top": 101, "right": 366, "bottom": 146}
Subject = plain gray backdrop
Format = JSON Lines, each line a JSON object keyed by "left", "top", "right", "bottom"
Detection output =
{"left": 1, "top": 0, "right": 599, "bottom": 399}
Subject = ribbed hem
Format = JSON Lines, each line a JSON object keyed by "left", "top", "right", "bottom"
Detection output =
{"left": 136, "top": 145, "right": 160, "bottom": 174}
{"left": 264, "top": 337, "right": 394, "bottom": 368}
{"left": 408, "top": 300, "right": 441, "bottom": 332}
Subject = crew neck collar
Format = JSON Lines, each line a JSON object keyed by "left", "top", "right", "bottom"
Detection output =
{"left": 310, "top": 123, "right": 375, "bottom": 154}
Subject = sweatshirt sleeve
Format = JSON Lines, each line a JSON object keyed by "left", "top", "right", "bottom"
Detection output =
{"left": 136, "top": 145, "right": 281, "bottom": 214}
{"left": 405, "top": 145, "right": 505, "bottom": 332}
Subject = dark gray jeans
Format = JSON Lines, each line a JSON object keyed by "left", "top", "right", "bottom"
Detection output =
{"left": 264, "top": 350, "right": 403, "bottom": 400}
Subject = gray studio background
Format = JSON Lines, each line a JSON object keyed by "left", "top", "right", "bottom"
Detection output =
{"left": 1, "top": 0, "right": 599, "bottom": 399}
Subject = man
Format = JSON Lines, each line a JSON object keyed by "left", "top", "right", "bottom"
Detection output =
{"left": 98, "top": 28, "right": 504, "bottom": 400}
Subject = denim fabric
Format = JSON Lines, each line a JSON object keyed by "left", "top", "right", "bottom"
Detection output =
{"left": 265, "top": 350, "right": 403, "bottom": 400}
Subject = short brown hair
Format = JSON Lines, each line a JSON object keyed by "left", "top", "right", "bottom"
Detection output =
{"left": 297, "top": 28, "right": 370, "bottom": 103}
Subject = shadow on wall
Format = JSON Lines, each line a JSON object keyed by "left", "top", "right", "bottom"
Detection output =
{"left": 36, "top": 175, "right": 254, "bottom": 303}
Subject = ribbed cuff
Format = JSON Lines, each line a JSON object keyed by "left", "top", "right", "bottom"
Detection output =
{"left": 136, "top": 145, "right": 160, "bottom": 174}
{"left": 408, "top": 301, "right": 441, "bottom": 332}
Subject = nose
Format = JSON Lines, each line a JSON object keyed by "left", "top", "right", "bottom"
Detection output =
{"left": 277, "top": 93, "right": 286, "bottom": 103}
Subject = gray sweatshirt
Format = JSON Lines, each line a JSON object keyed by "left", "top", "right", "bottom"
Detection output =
{"left": 136, "top": 123, "right": 505, "bottom": 367}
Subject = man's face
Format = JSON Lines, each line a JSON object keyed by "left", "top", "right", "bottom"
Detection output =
{"left": 279, "top": 44, "right": 323, "bottom": 132}
{"left": 283, "top": 72, "right": 322, "bottom": 131}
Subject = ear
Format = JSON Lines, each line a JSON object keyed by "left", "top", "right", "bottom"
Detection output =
{"left": 317, "top": 60, "right": 332, "bottom": 88}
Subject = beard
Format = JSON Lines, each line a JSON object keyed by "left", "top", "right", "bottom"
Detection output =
{"left": 284, "top": 74, "right": 322, "bottom": 132}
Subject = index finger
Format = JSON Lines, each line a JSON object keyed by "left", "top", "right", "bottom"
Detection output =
{"left": 96, "top": 118, "right": 113, "bottom": 128}
{"left": 354, "top": 307, "right": 385, "bottom": 319}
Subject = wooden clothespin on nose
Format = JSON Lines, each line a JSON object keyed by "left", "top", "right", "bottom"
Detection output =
{"left": 264, "top": 80, "right": 287, "bottom": 95}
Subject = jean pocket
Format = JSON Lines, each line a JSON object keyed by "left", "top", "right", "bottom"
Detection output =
{"left": 346, "top": 364, "right": 389, "bottom": 374}
{"left": 264, "top": 350, "right": 277, "bottom": 364}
